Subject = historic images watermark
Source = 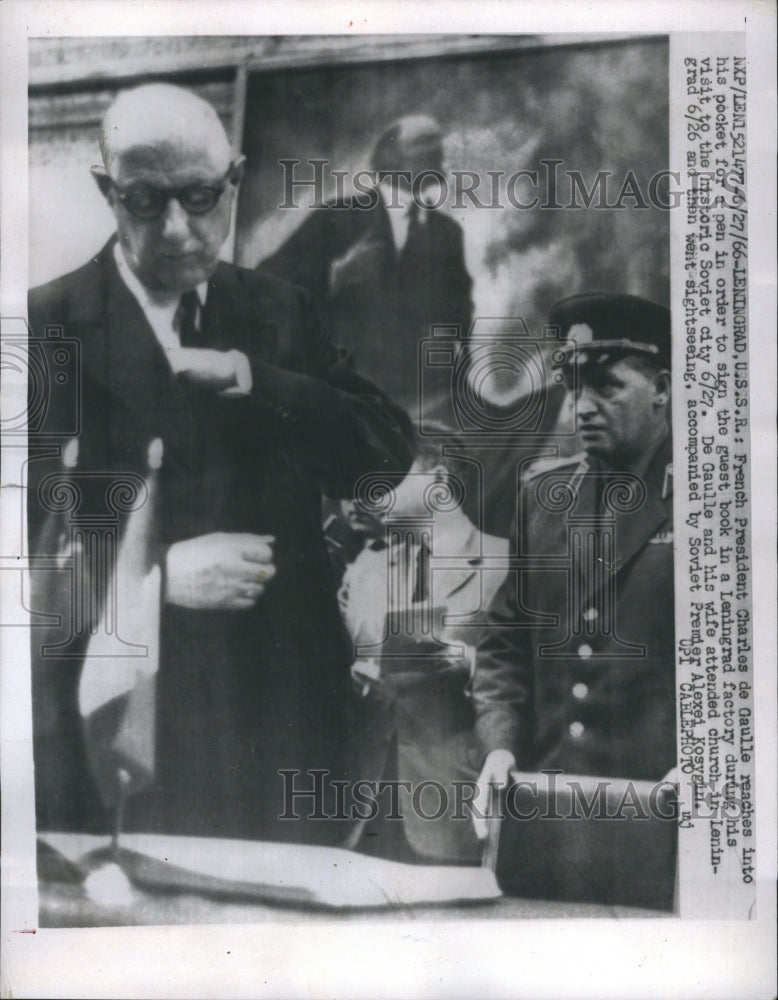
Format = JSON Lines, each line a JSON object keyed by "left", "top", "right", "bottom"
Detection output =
{"left": 277, "top": 767, "right": 751, "bottom": 829}
{"left": 277, "top": 159, "right": 745, "bottom": 212}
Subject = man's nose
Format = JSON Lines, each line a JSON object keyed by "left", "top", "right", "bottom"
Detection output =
{"left": 576, "top": 383, "right": 599, "bottom": 417}
{"left": 160, "top": 197, "right": 191, "bottom": 241}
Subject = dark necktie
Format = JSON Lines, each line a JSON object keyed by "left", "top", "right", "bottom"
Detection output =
{"left": 401, "top": 201, "right": 423, "bottom": 259}
{"left": 175, "top": 290, "right": 201, "bottom": 347}
{"left": 412, "top": 538, "right": 430, "bottom": 604}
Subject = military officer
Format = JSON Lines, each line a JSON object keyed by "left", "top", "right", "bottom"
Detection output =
{"left": 470, "top": 293, "right": 675, "bottom": 837}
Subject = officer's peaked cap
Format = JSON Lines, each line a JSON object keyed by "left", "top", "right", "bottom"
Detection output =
{"left": 549, "top": 293, "right": 671, "bottom": 369}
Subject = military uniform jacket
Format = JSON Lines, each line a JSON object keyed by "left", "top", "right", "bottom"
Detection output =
{"left": 27, "top": 239, "right": 413, "bottom": 842}
{"left": 472, "top": 436, "right": 675, "bottom": 781}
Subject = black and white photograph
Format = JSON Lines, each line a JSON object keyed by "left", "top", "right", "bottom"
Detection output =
{"left": 1, "top": 2, "right": 775, "bottom": 998}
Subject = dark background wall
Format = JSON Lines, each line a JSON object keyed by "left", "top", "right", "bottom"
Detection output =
{"left": 238, "top": 36, "right": 669, "bottom": 332}
{"left": 29, "top": 34, "right": 669, "bottom": 334}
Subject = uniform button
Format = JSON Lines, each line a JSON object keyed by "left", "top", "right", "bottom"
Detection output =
{"left": 577, "top": 643, "right": 593, "bottom": 659}
{"left": 572, "top": 682, "right": 589, "bottom": 700}
{"left": 569, "top": 721, "right": 585, "bottom": 738}
{"left": 582, "top": 607, "right": 598, "bottom": 622}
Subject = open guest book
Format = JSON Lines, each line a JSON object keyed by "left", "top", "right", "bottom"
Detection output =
{"left": 38, "top": 833, "right": 502, "bottom": 910}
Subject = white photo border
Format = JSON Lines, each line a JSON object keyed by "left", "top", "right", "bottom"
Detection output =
{"left": 1, "top": 2, "right": 775, "bottom": 998}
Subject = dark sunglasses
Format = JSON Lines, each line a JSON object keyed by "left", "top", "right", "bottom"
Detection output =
{"left": 92, "top": 165, "right": 235, "bottom": 220}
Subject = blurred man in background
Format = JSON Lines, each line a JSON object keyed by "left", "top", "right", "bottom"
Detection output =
{"left": 260, "top": 114, "right": 473, "bottom": 417}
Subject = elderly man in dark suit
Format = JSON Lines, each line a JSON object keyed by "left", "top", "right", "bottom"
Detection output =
{"left": 28, "top": 83, "right": 412, "bottom": 845}
{"left": 260, "top": 114, "right": 473, "bottom": 416}
{"left": 471, "top": 293, "right": 676, "bottom": 836}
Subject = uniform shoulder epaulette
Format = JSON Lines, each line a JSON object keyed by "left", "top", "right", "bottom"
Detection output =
{"left": 521, "top": 452, "right": 589, "bottom": 483}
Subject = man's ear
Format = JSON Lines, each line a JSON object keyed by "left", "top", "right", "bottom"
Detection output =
{"left": 228, "top": 155, "right": 246, "bottom": 188}
{"left": 653, "top": 369, "right": 671, "bottom": 407}
{"left": 90, "top": 164, "right": 114, "bottom": 202}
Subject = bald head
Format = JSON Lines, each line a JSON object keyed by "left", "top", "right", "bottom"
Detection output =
{"left": 95, "top": 84, "right": 243, "bottom": 293}
{"left": 372, "top": 114, "right": 444, "bottom": 175}
{"left": 100, "top": 84, "right": 232, "bottom": 175}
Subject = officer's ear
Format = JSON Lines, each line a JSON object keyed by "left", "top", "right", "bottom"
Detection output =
{"left": 90, "top": 164, "right": 115, "bottom": 203}
{"left": 227, "top": 155, "right": 246, "bottom": 189}
{"left": 653, "top": 368, "right": 671, "bottom": 408}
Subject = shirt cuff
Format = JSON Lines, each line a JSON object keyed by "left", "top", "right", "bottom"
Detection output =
{"left": 219, "top": 350, "right": 253, "bottom": 397}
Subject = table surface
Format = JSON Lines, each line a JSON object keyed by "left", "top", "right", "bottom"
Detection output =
{"left": 37, "top": 833, "right": 670, "bottom": 926}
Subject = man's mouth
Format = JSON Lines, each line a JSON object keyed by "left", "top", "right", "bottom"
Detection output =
{"left": 164, "top": 250, "right": 199, "bottom": 261}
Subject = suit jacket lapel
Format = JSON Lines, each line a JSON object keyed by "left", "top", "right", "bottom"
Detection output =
{"left": 374, "top": 199, "right": 398, "bottom": 257}
{"left": 73, "top": 241, "right": 201, "bottom": 468}
{"left": 71, "top": 241, "right": 168, "bottom": 413}
{"left": 359, "top": 198, "right": 400, "bottom": 265}
{"left": 204, "top": 263, "right": 279, "bottom": 362}
{"left": 103, "top": 264, "right": 175, "bottom": 412}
